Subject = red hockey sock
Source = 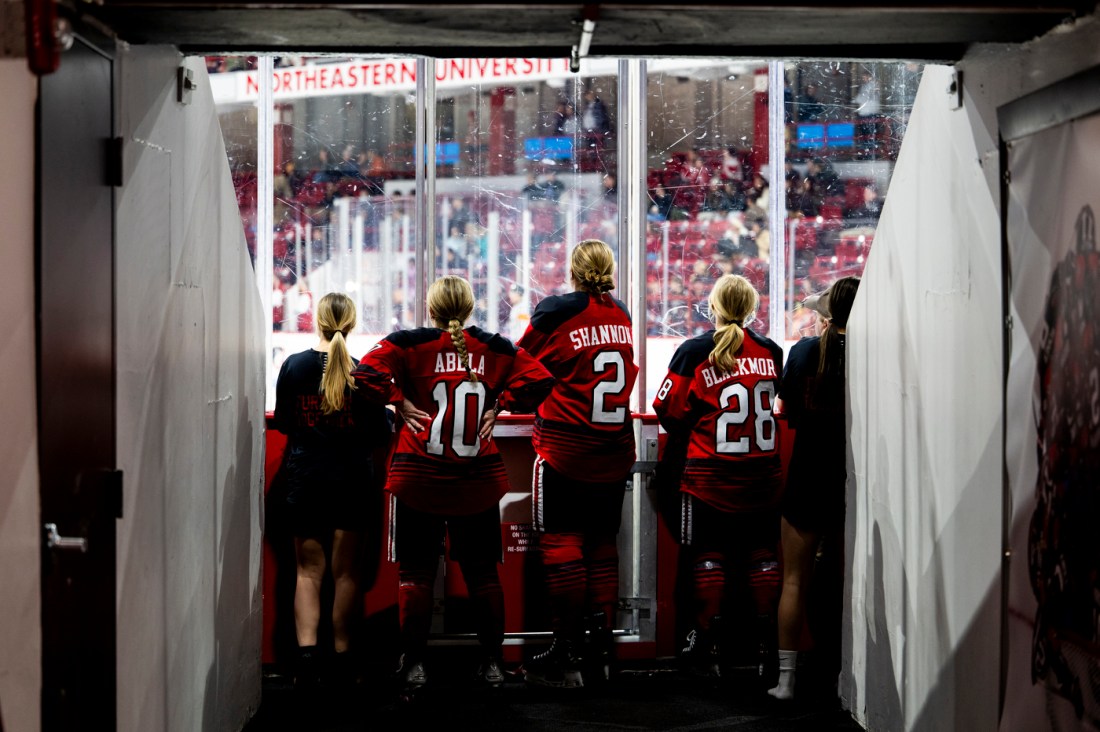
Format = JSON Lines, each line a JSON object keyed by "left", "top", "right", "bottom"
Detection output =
{"left": 692, "top": 552, "right": 725, "bottom": 630}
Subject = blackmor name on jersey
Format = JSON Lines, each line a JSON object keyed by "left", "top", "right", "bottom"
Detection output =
{"left": 701, "top": 357, "right": 778, "bottom": 388}
{"left": 567, "top": 324, "right": 634, "bottom": 352}
{"left": 434, "top": 351, "right": 487, "bottom": 375}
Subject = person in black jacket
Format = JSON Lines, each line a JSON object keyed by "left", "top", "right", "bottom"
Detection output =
{"left": 769, "top": 276, "right": 860, "bottom": 701}
{"left": 274, "top": 291, "right": 391, "bottom": 693}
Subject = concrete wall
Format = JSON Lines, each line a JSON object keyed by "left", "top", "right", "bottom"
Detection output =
{"left": 843, "top": 11, "right": 1100, "bottom": 732}
{"left": 114, "top": 50, "right": 265, "bottom": 732}
{"left": 0, "top": 58, "right": 41, "bottom": 732}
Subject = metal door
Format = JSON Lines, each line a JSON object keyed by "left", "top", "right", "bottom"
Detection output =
{"left": 37, "top": 33, "right": 118, "bottom": 729}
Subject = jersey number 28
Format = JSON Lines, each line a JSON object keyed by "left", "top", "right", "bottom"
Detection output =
{"left": 717, "top": 381, "right": 776, "bottom": 453}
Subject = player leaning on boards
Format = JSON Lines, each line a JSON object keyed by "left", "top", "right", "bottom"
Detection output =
{"left": 653, "top": 274, "right": 784, "bottom": 682}
{"left": 515, "top": 239, "right": 640, "bottom": 689}
{"left": 352, "top": 275, "right": 554, "bottom": 697}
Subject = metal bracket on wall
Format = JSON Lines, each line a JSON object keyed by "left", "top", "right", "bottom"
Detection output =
{"left": 619, "top": 597, "right": 652, "bottom": 619}
{"left": 948, "top": 70, "right": 963, "bottom": 110}
{"left": 177, "top": 66, "right": 195, "bottom": 104}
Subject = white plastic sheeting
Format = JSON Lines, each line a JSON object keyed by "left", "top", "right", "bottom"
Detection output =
{"left": 0, "top": 58, "right": 41, "bottom": 732}
{"left": 1002, "top": 113, "right": 1100, "bottom": 731}
{"left": 843, "top": 65, "right": 1004, "bottom": 731}
{"left": 115, "top": 51, "right": 265, "bottom": 732}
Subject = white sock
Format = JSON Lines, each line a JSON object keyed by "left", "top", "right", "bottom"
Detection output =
{"left": 767, "top": 649, "right": 797, "bottom": 700}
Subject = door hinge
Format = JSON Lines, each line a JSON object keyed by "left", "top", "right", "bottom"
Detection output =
{"left": 103, "top": 469, "right": 124, "bottom": 519}
{"left": 106, "top": 136, "right": 123, "bottom": 187}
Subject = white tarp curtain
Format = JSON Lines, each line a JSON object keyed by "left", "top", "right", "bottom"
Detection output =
{"left": 1002, "top": 111, "right": 1100, "bottom": 731}
{"left": 843, "top": 64, "right": 1003, "bottom": 731}
{"left": 115, "top": 52, "right": 265, "bottom": 732}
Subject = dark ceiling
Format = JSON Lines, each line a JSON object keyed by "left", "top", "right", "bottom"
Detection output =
{"left": 85, "top": 2, "right": 1093, "bottom": 61}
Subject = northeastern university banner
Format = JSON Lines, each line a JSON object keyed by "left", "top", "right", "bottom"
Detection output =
{"left": 1002, "top": 109, "right": 1100, "bottom": 729}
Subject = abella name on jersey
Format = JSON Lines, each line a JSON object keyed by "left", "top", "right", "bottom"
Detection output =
{"left": 700, "top": 357, "right": 777, "bottom": 388}
{"left": 435, "top": 351, "right": 487, "bottom": 375}
{"left": 568, "top": 324, "right": 633, "bottom": 351}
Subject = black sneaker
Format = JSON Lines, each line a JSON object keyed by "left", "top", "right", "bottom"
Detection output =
{"left": 476, "top": 657, "right": 505, "bottom": 687}
{"left": 294, "top": 646, "right": 322, "bottom": 692}
{"left": 681, "top": 628, "right": 721, "bottom": 678}
{"left": 397, "top": 655, "right": 428, "bottom": 690}
{"left": 585, "top": 615, "right": 614, "bottom": 684}
{"left": 523, "top": 639, "right": 584, "bottom": 689}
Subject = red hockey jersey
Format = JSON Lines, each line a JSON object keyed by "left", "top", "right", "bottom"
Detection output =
{"left": 517, "top": 291, "right": 639, "bottom": 482}
{"left": 652, "top": 329, "right": 783, "bottom": 513}
{"left": 354, "top": 326, "right": 553, "bottom": 515}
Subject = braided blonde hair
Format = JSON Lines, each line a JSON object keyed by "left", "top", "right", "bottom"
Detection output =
{"left": 427, "top": 275, "right": 478, "bottom": 382}
{"left": 708, "top": 275, "right": 758, "bottom": 374}
{"left": 316, "top": 292, "right": 358, "bottom": 414}
{"left": 570, "top": 239, "right": 616, "bottom": 295}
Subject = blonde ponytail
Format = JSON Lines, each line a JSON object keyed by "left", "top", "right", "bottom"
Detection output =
{"left": 570, "top": 239, "right": 616, "bottom": 295}
{"left": 427, "top": 276, "right": 478, "bottom": 383}
{"left": 710, "top": 322, "right": 745, "bottom": 374}
{"left": 707, "top": 274, "right": 758, "bottom": 374}
{"left": 448, "top": 318, "right": 477, "bottom": 383}
{"left": 316, "top": 292, "right": 357, "bottom": 414}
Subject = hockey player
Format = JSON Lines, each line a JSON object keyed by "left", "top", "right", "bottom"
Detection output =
{"left": 353, "top": 275, "right": 554, "bottom": 695}
{"left": 652, "top": 274, "right": 783, "bottom": 679}
{"left": 516, "top": 239, "right": 639, "bottom": 688}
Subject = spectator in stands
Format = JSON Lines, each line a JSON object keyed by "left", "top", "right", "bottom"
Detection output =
{"left": 784, "top": 164, "right": 804, "bottom": 214}
{"left": 852, "top": 69, "right": 880, "bottom": 118}
{"left": 561, "top": 103, "right": 578, "bottom": 135}
{"left": 721, "top": 147, "right": 743, "bottom": 185}
{"left": 336, "top": 145, "right": 359, "bottom": 178}
{"left": 649, "top": 185, "right": 683, "bottom": 222}
{"left": 801, "top": 157, "right": 843, "bottom": 216}
{"left": 683, "top": 150, "right": 710, "bottom": 188}
{"left": 853, "top": 69, "right": 881, "bottom": 152}
{"left": 523, "top": 172, "right": 545, "bottom": 201}
{"left": 582, "top": 89, "right": 611, "bottom": 136}
{"left": 602, "top": 173, "right": 618, "bottom": 201}
{"left": 274, "top": 161, "right": 304, "bottom": 222}
{"left": 443, "top": 225, "right": 468, "bottom": 270}
{"left": 797, "top": 83, "right": 825, "bottom": 122}
{"left": 311, "top": 149, "right": 339, "bottom": 184}
{"left": 750, "top": 221, "right": 771, "bottom": 263}
{"left": 449, "top": 197, "right": 475, "bottom": 233}
{"left": 551, "top": 100, "right": 569, "bottom": 135}
{"left": 507, "top": 285, "right": 530, "bottom": 342}
{"left": 464, "top": 109, "right": 484, "bottom": 173}
{"left": 700, "top": 177, "right": 733, "bottom": 220}
{"left": 743, "top": 173, "right": 769, "bottom": 210}
{"left": 851, "top": 184, "right": 883, "bottom": 220}
{"left": 542, "top": 171, "right": 565, "bottom": 202}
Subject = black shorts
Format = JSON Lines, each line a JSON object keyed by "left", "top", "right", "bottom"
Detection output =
{"left": 392, "top": 498, "right": 502, "bottom": 567}
{"left": 283, "top": 446, "right": 374, "bottom": 537}
{"left": 532, "top": 456, "right": 628, "bottom": 535}
{"left": 781, "top": 451, "right": 846, "bottom": 535}
{"left": 679, "top": 493, "right": 778, "bottom": 557}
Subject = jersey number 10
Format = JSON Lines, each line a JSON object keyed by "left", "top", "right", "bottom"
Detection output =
{"left": 426, "top": 380, "right": 486, "bottom": 458}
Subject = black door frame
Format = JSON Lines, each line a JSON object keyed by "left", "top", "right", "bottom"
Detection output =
{"left": 36, "top": 26, "right": 120, "bottom": 730}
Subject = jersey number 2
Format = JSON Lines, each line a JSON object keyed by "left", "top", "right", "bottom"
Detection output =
{"left": 592, "top": 351, "right": 628, "bottom": 424}
{"left": 427, "top": 380, "right": 487, "bottom": 457}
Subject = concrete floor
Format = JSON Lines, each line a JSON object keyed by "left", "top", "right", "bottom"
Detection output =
{"left": 245, "top": 651, "right": 864, "bottom": 731}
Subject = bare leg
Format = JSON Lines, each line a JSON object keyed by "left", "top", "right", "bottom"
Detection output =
{"left": 294, "top": 536, "right": 327, "bottom": 648}
{"left": 330, "top": 529, "right": 362, "bottom": 653}
{"left": 770, "top": 517, "right": 819, "bottom": 699}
